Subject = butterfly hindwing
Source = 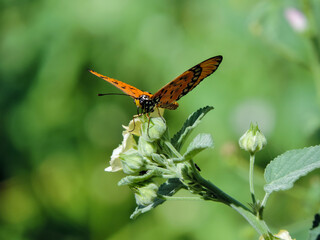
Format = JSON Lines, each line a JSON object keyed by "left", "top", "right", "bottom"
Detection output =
{"left": 152, "top": 56, "right": 223, "bottom": 108}
{"left": 88, "top": 69, "right": 152, "bottom": 99}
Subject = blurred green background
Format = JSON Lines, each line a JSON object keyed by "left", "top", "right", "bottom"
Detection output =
{"left": 1, "top": 0, "right": 320, "bottom": 239}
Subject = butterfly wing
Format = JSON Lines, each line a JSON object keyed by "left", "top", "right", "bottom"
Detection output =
{"left": 89, "top": 69, "right": 152, "bottom": 99}
{"left": 152, "top": 56, "right": 223, "bottom": 108}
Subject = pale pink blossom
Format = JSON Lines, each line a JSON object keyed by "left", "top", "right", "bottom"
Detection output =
{"left": 285, "top": 7, "right": 307, "bottom": 32}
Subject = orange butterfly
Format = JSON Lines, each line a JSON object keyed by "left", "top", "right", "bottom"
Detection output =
{"left": 89, "top": 56, "right": 223, "bottom": 114}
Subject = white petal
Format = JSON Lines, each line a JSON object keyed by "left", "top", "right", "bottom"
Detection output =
{"left": 105, "top": 166, "right": 113, "bottom": 172}
{"left": 275, "top": 230, "right": 294, "bottom": 240}
{"left": 107, "top": 145, "right": 124, "bottom": 172}
{"left": 122, "top": 131, "right": 137, "bottom": 151}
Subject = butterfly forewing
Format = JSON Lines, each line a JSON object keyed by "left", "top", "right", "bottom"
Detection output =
{"left": 152, "top": 56, "right": 223, "bottom": 108}
{"left": 88, "top": 69, "right": 152, "bottom": 99}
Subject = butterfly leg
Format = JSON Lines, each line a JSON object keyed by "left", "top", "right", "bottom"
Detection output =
{"left": 156, "top": 107, "right": 166, "bottom": 123}
{"left": 128, "top": 107, "right": 140, "bottom": 132}
{"left": 128, "top": 116, "right": 136, "bottom": 133}
{"left": 146, "top": 113, "right": 151, "bottom": 138}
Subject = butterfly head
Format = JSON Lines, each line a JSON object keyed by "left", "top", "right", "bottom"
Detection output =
{"left": 134, "top": 94, "right": 156, "bottom": 113}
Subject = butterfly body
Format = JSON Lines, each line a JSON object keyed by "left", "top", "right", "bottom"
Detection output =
{"left": 135, "top": 94, "right": 156, "bottom": 114}
{"left": 89, "top": 55, "right": 223, "bottom": 114}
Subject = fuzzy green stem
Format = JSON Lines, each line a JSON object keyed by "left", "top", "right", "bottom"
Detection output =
{"left": 166, "top": 140, "right": 251, "bottom": 212}
{"left": 165, "top": 141, "right": 183, "bottom": 158}
{"left": 189, "top": 162, "right": 275, "bottom": 237}
{"left": 249, "top": 153, "right": 256, "bottom": 205}
{"left": 261, "top": 192, "right": 270, "bottom": 209}
{"left": 164, "top": 137, "right": 271, "bottom": 236}
{"left": 192, "top": 165, "right": 252, "bottom": 212}
{"left": 231, "top": 204, "right": 272, "bottom": 238}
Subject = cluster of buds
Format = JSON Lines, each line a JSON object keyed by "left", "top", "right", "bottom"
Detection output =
{"left": 105, "top": 107, "right": 222, "bottom": 218}
{"left": 105, "top": 110, "right": 168, "bottom": 208}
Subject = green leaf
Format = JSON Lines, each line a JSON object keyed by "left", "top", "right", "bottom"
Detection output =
{"left": 130, "top": 178, "right": 184, "bottom": 219}
{"left": 171, "top": 106, "right": 214, "bottom": 151}
{"left": 173, "top": 133, "right": 213, "bottom": 162}
{"left": 308, "top": 213, "right": 320, "bottom": 240}
{"left": 264, "top": 146, "right": 320, "bottom": 194}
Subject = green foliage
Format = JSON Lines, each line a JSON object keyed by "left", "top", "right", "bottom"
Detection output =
{"left": 264, "top": 146, "right": 320, "bottom": 194}
{"left": 171, "top": 106, "right": 214, "bottom": 151}
{"left": 173, "top": 133, "right": 214, "bottom": 162}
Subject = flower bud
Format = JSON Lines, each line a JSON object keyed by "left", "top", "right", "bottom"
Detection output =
{"left": 133, "top": 182, "right": 158, "bottom": 206}
{"left": 138, "top": 136, "right": 157, "bottom": 157}
{"left": 120, "top": 149, "right": 145, "bottom": 174}
{"left": 239, "top": 123, "right": 267, "bottom": 154}
{"left": 141, "top": 117, "right": 167, "bottom": 142}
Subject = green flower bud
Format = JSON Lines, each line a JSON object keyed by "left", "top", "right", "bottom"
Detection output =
{"left": 120, "top": 149, "right": 145, "bottom": 174}
{"left": 239, "top": 123, "right": 267, "bottom": 154}
{"left": 141, "top": 116, "right": 166, "bottom": 142}
{"left": 138, "top": 136, "right": 157, "bottom": 157}
{"left": 133, "top": 182, "right": 158, "bottom": 206}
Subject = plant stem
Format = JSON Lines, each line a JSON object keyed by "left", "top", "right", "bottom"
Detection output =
{"left": 166, "top": 140, "right": 251, "bottom": 211}
{"left": 192, "top": 165, "right": 252, "bottom": 212}
{"left": 193, "top": 168, "right": 273, "bottom": 237}
{"left": 261, "top": 192, "right": 270, "bottom": 208}
{"left": 231, "top": 204, "right": 272, "bottom": 239}
{"left": 165, "top": 141, "right": 182, "bottom": 158}
{"left": 249, "top": 153, "right": 256, "bottom": 205}
{"left": 164, "top": 138, "right": 273, "bottom": 236}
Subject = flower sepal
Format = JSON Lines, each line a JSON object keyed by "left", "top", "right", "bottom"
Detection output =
{"left": 133, "top": 182, "right": 159, "bottom": 206}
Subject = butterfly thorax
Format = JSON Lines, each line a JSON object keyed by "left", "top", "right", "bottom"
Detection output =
{"left": 134, "top": 94, "right": 156, "bottom": 113}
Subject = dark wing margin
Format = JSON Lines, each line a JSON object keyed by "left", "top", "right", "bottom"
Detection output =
{"left": 152, "top": 56, "right": 223, "bottom": 108}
